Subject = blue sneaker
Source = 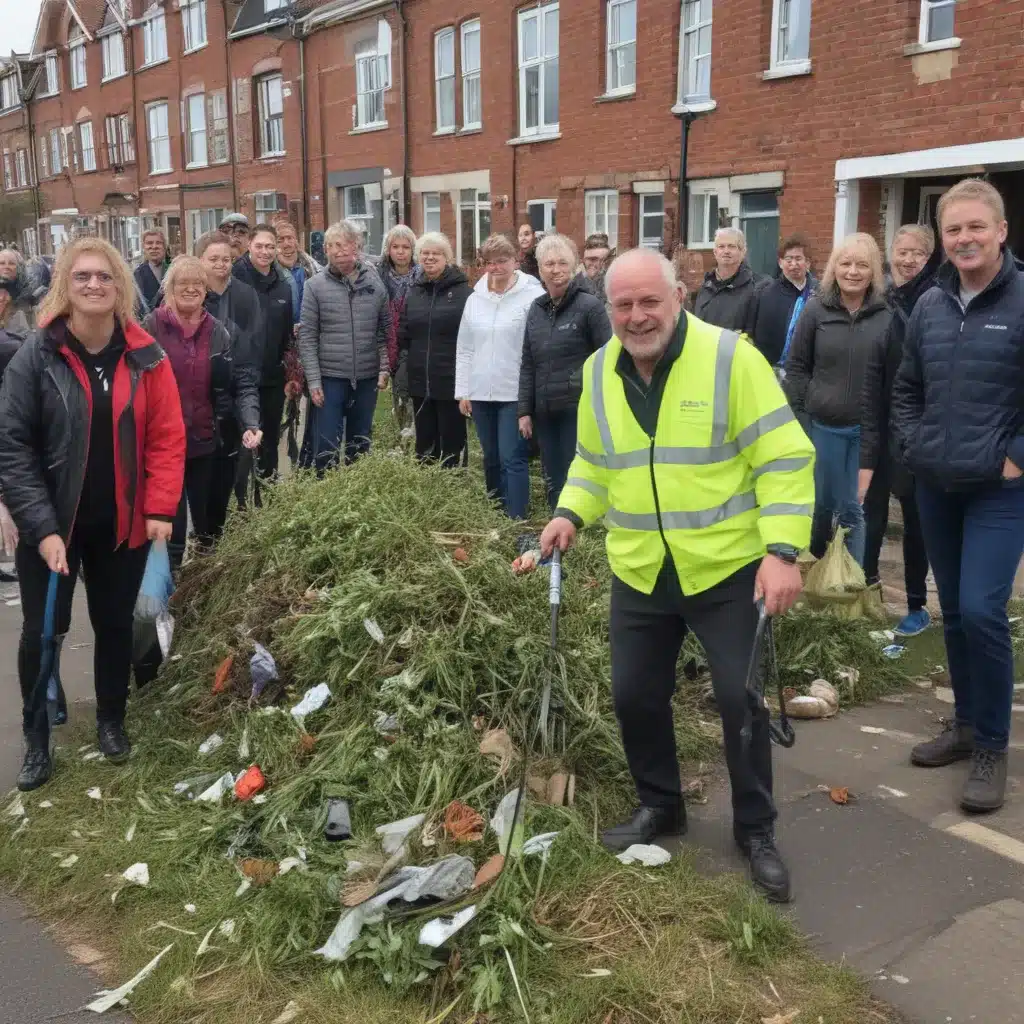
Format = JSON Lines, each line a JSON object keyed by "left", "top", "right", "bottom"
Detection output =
{"left": 895, "top": 608, "right": 931, "bottom": 637}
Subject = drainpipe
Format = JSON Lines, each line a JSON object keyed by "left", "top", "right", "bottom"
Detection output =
{"left": 129, "top": 25, "right": 142, "bottom": 242}
{"left": 395, "top": 0, "right": 409, "bottom": 224}
{"left": 25, "top": 99, "right": 41, "bottom": 227}
{"left": 222, "top": 0, "right": 238, "bottom": 211}
{"left": 318, "top": 64, "right": 328, "bottom": 230}
{"left": 297, "top": 29, "right": 309, "bottom": 236}
{"left": 676, "top": 111, "right": 694, "bottom": 249}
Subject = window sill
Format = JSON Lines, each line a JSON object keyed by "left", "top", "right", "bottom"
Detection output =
{"left": 259, "top": 151, "right": 286, "bottom": 160}
{"left": 149, "top": 168, "right": 175, "bottom": 176}
{"left": 102, "top": 72, "right": 127, "bottom": 83}
{"left": 140, "top": 58, "right": 170, "bottom": 71}
{"left": 506, "top": 130, "right": 561, "bottom": 146}
{"left": 185, "top": 161, "right": 209, "bottom": 170}
{"left": 595, "top": 87, "right": 636, "bottom": 103}
{"left": 71, "top": 84, "right": 87, "bottom": 91}
{"left": 37, "top": 91, "right": 58, "bottom": 99}
{"left": 761, "top": 60, "right": 811, "bottom": 80}
{"left": 903, "top": 37, "right": 961, "bottom": 56}
{"left": 460, "top": 124, "right": 481, "bottom": 134}
{"left": 349, "top": 122, "right": 389, "bottom": 135}
{"left": 671, "top": 99, "right": 717, "bottom": 115}
{"left": 183, "top": 43, "right": 209, "bottom": 55}
{"left": 433, "top": 127, "right": 457, "bottom": 137}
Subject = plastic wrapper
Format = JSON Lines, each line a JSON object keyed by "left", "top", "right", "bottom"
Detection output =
{"left": 135, "top": 542, "right": 174, "bottom": 621}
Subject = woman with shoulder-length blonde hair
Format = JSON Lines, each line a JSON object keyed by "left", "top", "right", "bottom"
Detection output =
{"left": 0, "top": 236, "right": 186, "bottom": 790}
{"left": 378, "top": 224, "right": 422, "bottom": 432}
{"left": 783, "top": 232, "right": 891, "bottom": 566}
{"left": 143, "top": 255, "right": 261, "bottom": 571}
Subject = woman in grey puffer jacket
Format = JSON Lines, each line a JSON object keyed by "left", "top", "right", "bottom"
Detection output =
{"left": 783, "top": 233, "right": 892, "bottom": 566}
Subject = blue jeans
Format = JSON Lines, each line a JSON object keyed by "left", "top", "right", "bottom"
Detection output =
{"left": 916, "top": 478, "right": 1024, "bottom": 751}
{"left": 313, "top": 377, "right": 378, "bottom": 471}
{"left": 809, "top": 421, "right": 865, "bottom": 565}
{"left": 472, "top": 401, "right": 530, "bottom": 520}
{"left": 534, "top": 408, "right": 578, "bottom": 512}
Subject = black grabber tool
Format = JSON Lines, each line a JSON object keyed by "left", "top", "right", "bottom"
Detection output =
{"left": 741, "top": 599, "right": 795, "bottom": 752}
{"left": 537, "top": 548, "right": 562, "bottom": 753}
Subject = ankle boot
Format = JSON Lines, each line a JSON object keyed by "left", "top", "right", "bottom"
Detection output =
{"left": 911, "top": 720, "right": 974, "bottom": 767}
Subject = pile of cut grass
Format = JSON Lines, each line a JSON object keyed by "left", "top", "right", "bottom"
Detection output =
{"left": 0, "top": 452, "right": 905, "bottom": 1023}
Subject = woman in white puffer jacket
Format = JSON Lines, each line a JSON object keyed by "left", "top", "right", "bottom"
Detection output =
{"left": 455, "top": 234, "right": 544, "bottom": 519}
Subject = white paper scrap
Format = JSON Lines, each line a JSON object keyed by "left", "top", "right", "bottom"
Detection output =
{"left": 122, "top": 863, "right": 150, "bottom": 886}
{"left": 375, "top": 813, "right": 426, "bottom": 855}
{"left": 156, "top": 612, "right": 174, "bottom": 659}
{"left": 418, "top": 905, "right": 477, "bottom": 948}
{"left": 290, "top": 682, "right": 331, "bottom": 720}
{"left": 184, "top": 903, "right": 197, "bottom": 914}
{"left": 522, "top": 832, "right": 559, "bottom": 858}
{"left": 196, "top": 773, "right": 235, "bottom": 804}
{"left": 59, "top": 854, "right": 79, "bottom": 868}
{"left": 251, "top": 794, "right": 267, "bottom": 805}
{"left": 85, "top": 943, "right": 173, "bottom": 1013}
{"left": 615, "top": 844, "right": 671, "bottom": 867}
{"left": 278, "top": 857, "right": 306, "bottom": 875}
{"left": 238, "top": 726, "right": 250, "bottom": 760}
{"left": 86, "top": 788, "right": 102, "bottom": 801}
{"left": 125, "top": 821, "right": 137, "bottom": 843}
{"left": 363, "top": 618, "right": 385, "bottom": 644}
{"left": 38, "top": 800, "right": 54, "bottom": 809}
{"left": 271, "top": 1000, "right": 303, "bottom": 1024}
{"left": 198, "top": 733, "right": 224, "bottom": 756}
{"left": 82, "top": 751, "right": 103, "bottom": 761}
{"left": 6, "top": 795, "right": 25, "bottom": 818}
{"left": 218, "top": 919, "right": 235, "bottom": 939}
{"left": 234, "top": 878, "right": 251, "bottom": 897}
{"left": 195, "top": 927, "right": 215, "bottom": 957}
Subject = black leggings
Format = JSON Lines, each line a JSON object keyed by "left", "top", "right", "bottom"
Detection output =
{"left": 236, "top": 384, "right": 284, "bottom": 508}
{"left": 16, "top": 522, "right": 149, "bottom": 738}
{"left": 863, "top": 473, "right": 930, "bottom": 612}
{"left": 170, "top": 453, "right": 216, "bottom": 571}
{"left": 413, "top": 397, "right": 466, "bottom": 468}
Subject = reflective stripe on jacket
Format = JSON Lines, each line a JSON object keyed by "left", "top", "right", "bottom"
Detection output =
{"left": 557, "top": 313, "right": 815, "bottom": 596}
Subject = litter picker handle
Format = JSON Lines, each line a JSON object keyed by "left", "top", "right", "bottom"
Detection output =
{"left": 42, "top": 570, "right": 58, "bottom": 645}
{"left": 549, "top": 548, "right": 562, "bottom": 607}
{"left": 744, "top": 599, "right": 796, "bottom": 749}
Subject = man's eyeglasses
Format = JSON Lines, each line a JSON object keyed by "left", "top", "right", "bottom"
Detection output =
{"left": 781, "top": 255, "right": 808, "bottom": 265}
{"left": 71, "top": 271, "right": 114, "bottom": 285}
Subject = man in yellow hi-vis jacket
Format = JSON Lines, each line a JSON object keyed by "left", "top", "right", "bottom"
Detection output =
{"left": 540, "top": 248, "right": 814, "bottom": 902}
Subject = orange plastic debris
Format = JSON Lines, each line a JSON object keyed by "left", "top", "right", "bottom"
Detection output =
{"left": 239, "top": 858, "right": 277, "bottom": 886}
{"left": 235, "top": 765, "right": 266, "bottom": 801}
{"left": 443, "top": 800, "right": 485, "bottom": 842}
{"left": 473, "top": 853, "right": 505, "bottom": 889}
{"left": 453, "top": 547, "right": 470, "bottom": 563}
{"left": 829, "top": 786, "right": 850, "bottom": 805}
{"left": 212, "top": 654, "right": 234, "bottom": 694}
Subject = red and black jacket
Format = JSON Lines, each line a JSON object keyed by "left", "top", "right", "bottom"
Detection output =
{"left": 0, "top": 317, "right": 185, "bottom": 549}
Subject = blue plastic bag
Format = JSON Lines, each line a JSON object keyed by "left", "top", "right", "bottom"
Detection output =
{"left": 135, "top": 541, "right": 174, "bottom": 621}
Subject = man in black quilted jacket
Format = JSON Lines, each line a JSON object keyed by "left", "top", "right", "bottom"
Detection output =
{"left": 893, "top": 178, "right": 1024, "bottom": 814}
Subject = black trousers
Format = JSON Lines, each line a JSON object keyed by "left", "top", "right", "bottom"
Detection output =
{"left": 208, "top": 421, "right": 240, "bottom": 541}
{"left": 413, "top": 397, "right": 466, "bottom": 468}
{"left": 610, "top": 560, "right": 775, "bottom": 834}
{"left": 863, "top": 471, "right": 930, "bottom": 611}
{"left": 236, "top": 383, "right": 284, "bottom": 508}
{"left": 16, "top": 522, "right": 149, "bottom": 737}
{"left": 170, "top": 453, "right": 216, "bottom": 571}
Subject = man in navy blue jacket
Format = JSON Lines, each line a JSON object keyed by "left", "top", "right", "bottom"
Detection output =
{"left": 893, "top": 178, "right": 1024, "bottom": 814}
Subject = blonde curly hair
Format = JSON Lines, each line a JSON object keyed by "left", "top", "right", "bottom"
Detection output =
{"left": 37, "top": 235, "right": 135, "bottom": 328}
{"left": 161, "top": 255, "right": 208, "bottom": 318}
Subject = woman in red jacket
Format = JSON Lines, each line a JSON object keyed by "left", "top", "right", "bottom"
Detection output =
{"left": 0, "top": 237, "right": 185, "bottom": 791}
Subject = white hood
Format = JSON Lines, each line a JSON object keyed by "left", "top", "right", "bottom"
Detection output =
{"left": 455, "top": 271, "right": 545, "bottom": 402}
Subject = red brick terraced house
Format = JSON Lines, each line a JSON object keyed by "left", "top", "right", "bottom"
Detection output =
{"left": 3, "top": 0, "right": 1024, "bottom": 286}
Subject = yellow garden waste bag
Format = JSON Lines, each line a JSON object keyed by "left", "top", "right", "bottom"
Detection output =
{"left": 803, "top": 528, "right": 884, "bottom": 620}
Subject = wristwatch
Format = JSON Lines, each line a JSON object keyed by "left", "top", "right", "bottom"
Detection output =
{"left": 766, "top": 544, "right": 800, "bottom": 565}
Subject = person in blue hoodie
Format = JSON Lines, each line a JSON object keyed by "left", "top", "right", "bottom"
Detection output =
{"left": 893, "top": 179, "right": 1024, "bottom": 814}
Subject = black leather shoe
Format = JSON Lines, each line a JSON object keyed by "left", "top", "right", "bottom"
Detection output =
{"left": 18, "top": 746, "right": 52, "bottom": 791}
{"left": 737, "top": 831, "right": 791, "bottom": 903}
{"left": 97, "top": 720, "right": 131, "bottom": 763}
{"left": 600, "top": 805, "right": 686, "bottom": 852}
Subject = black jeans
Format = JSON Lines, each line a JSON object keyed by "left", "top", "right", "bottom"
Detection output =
{"left": 863, "top": 471, "right": 930, "bottom": 612}
{"left": 236, "top": 383, "right": 284, "bottom": 508}
{"left": 610, "top": 560, "right": 775, "bottom": 835}
{"left": 534, "top": 408, "right": 578, "bottom": 512}
{"left": 16, "top": 522, "right": 150, "bottom": 738}
{"left": 413, "top": 397, "right": 466, "bottom": 468}
{"left": 170, "top": 453, "right": 216, "bottom": 571}
{"left": 208, "top": 421, "right": 240, "bottom": 541}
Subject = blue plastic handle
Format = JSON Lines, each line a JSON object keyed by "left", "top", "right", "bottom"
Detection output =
{"left": 42, "top": 570, "right": 58, "bottom": 645}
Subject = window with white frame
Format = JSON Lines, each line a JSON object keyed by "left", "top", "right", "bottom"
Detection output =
{"left": 679, "top": 0, "right": 712, "bottom": 105}
{"left": 188, "top": 207, "right": 226, "bottom": 243}
{"left": 143, "top": 12, "right": 168, "bottom": 66}
{"left": 639, "top": 193, "right": 664, "bottom": 249}
{"left": 254, "top": 192, "right": 281, "bottom": 219}
{"left": 517, "top": 2, "right": 559, "bottom": 137}
{"left": 210, "top": 90, "right": 229, "bottom": 162}
{"left": 257, "top": 74, "right": 284, "bottom": 156}
{"left": 78, "top": 122, "right": 96, "bottom": 172}
{"left": 22, "top": 227, "right": 38, "bottom": 258}
{"left": 2, "top": 152, "right": 11, "bottom": 191}
{"left": 187, "top": 93, "right": 208, "bottom": 166}
{"left": 770, "top": 0, "right": 811, "bottom": 72}
{"left": 146, "top": 101, "right": 171, "bottom": 173}
{"left": 606, "top": 0, "right": 636, "bottom": 95}
{"left": 344, "top": 183, "right": 385, "bottom": 255}
{"left": 585, "top": 190, "right": 618, "bottom": 246}
{"left": 461, "top": 20, "right": 481, "bottom": 129}
{"left": 0, "top": 74, "right": 19, "bottom": 112}
{"left": 423, "top": 192, "right": 441, "bottom": 233}
{"left": 38, "top": 135, "right": 49, "bottom": 178}
{"left": 105, "top": 114, "right": 120, "bottom": 164}
{"left": 355, "top": 32, "right": 390, "bottom": 128}
{"left": 70, "top": 39, "right": 87, "bottom": 88}
{"left": 527, "top": 199, "right": 556, "bottom": 235}
{"left": 919, "top": 0, "right": 956, "bottom": 44}
{"left": 434, "top": 28, "right": 456, "bottom": 132}
{"left": 102, "top": 32, "right": 125, "bottom": 80}
{"left": 15, "top": 149, "right": 29, "bottom": 187}
{"left": 264, "top": 0, "right": 287, "bottom": 10}
{"left": 458, "top": 188, "right": 490, "bottom": 265}
{"left": 182, "top": 0, "right": 207, "bottom": 51}
{"left": 118, "top": 113, "right": 135, "bottom": 162}
{"left": 50, "top": 128, "right": 61, "bottom": 173}
{"left": 42, "top": 53, "right": 59, "bottom": 96}
{"left": 688, "top": 189, "right": 719, "bottom": 246}
{"left": 61, "top": 127, "right": 75, "bottom": 173}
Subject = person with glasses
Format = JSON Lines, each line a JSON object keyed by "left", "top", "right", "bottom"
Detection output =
{"left": 752, "top": 234, "right": 816, "bottom": 370}
{"left": 455, "top": 234, "right": 544, "bottom": 520}
{"left": 133, "top": 230, "right": 170, "bottom": 312}
{"left": 694, "top": 227, "right": 768, "bottom": 337}
{"left": 219, "top": 213, "right": 252, "bottom": 262}
{"left": 0, "top": 236, "right": 185, "bottom": 790}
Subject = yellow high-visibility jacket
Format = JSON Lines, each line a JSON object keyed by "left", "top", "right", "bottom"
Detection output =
{"left": 557, "top": 313, "right": 815, "bottom": 596}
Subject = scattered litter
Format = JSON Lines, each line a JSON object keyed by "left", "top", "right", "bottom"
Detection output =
{"left": 582, "top": 968, "right": 612, "bottom": 978}
{"left": 196, "top": 773, "right": 236, "bottom": 804}
{"left": 473, "top": 854, "right": 504, "bottom": 888}
{"left": 452, "top": 547, "right": 470, "bottom": 563}
{"left": 363, "top": 618, "right": 385, "bottom": 644}
{"left": 173, "top": 774, "right": 221, "bottom": 800}
{"left": 6, "top": 796, "right": 25, "bottom": 818}
{"left": 877, "top": 785, "right": 908, "bottom": 798}
{"left": 38, "top": 800, "right": 53, "bottom": 809}
{"left": 828, "top": 787, "right": 850, "bottom": 805}
{"left": 345, "top": 861, "right": 364, "bottom": 875}
{"left": 373, "top": 711, "right": 400, "bottom": 735}
{"left": 250, "top": 644, "right": 278, "bottom": 701}
{"left": 479, "top": 728, "right": 517, "bottom": 770}
{"left": 809, "top": 679, "right": 839, "bottom": 710}
{"left": 85, "top": 943, "right": 173, "bottom": 1013}
{"left": 316, "top": 855, "right": 475, "bottom": 961}
{"left": 859, "top": 725, "right": 920, "bottom": 742}
{"left": 444, "top": 800, "right": 485, "bottom": 842}
{"left": 122, "top": 863, "right": 150, "bottom": 886}
{"left": 184, "top": 903, "right": 197, "bottom": 913}
{"left": 278, "top": 857, "right": 307, "bottom": 875}
{"left": 512, "top": 549, "right": 541, "bottom": 575}
{"left": 869, "top": 630, "right": 896, "bottom": 643}
{"left": 86, "top": 788, "right": 102, "bottom": 801}
{"left": 251, "top": 794, "right": 267, "bottom": 805}
{"left": 234, "top": 765, "right": 266, "bottom": 802}
{"left": 82, "top": 751, "right": 103, "bottom": 762}
{"left": 198, "top": 733, "right": 224, "bottom": 756}
{"left": 785, "top": 694, "right": 836, "bottom": 720}
{"left": 195, "top": 927, "right": 215, "bottom": 957}
{"left": 615, "top": 844, "right": 671, "bottom": 866}
{"left": 375, "top": 813, "right": 426, "bottom": 855}
{"left": 882, "top": 644, "right": 906, "bottom": 659}
{"left": 145, "top": 921, "right": 197, "bottom": 936}
{"left": 240, "top": 859, "right": 278, "bottom": 886}
{"left": 155, "top": 612, "right": 174, "bottom": 659}
{"left": 271, "top": 1000, "right": 303, "bottom": 1024}
{"left": 59, "top": 854, "right": 79, "bottom": 868}
{"left": 218, "top": 919, "right": 235, "bottom": 939}
{"left": 125, "top": 821, "right": 137, "bottom": 843}
{"left": 238, "top": 726, "right": 249, "bottom": 759}
{"left": 234, "top": 878, "right": 252, "bottom": 897}
{"left": 290, "top": 682, "right": 331, "bottom": 720}
{"left": 522, "top": 832, "right": 559, "bottom": 859}
{"left": 891, "top": 974, "right": 910, "bottom": 985}
{"left": 418, "top": 905, "right": 477, "bottom": 947}
{"left": 212, "top": 654, "right": 234, "bottom": 694}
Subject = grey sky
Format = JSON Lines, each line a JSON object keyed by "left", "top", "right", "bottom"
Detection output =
{"left": 9, "top": 0, "right": 42, "bottom": 55}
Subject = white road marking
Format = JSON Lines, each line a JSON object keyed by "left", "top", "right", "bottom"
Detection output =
{"left": 941, "top": 819, "right": 1024, "bottom": 867}
{"left": 860, "top": 725, "right": 924, "bottom": 743}
{"left": 877, "top": 785, "right": 908, "bottom": 798}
